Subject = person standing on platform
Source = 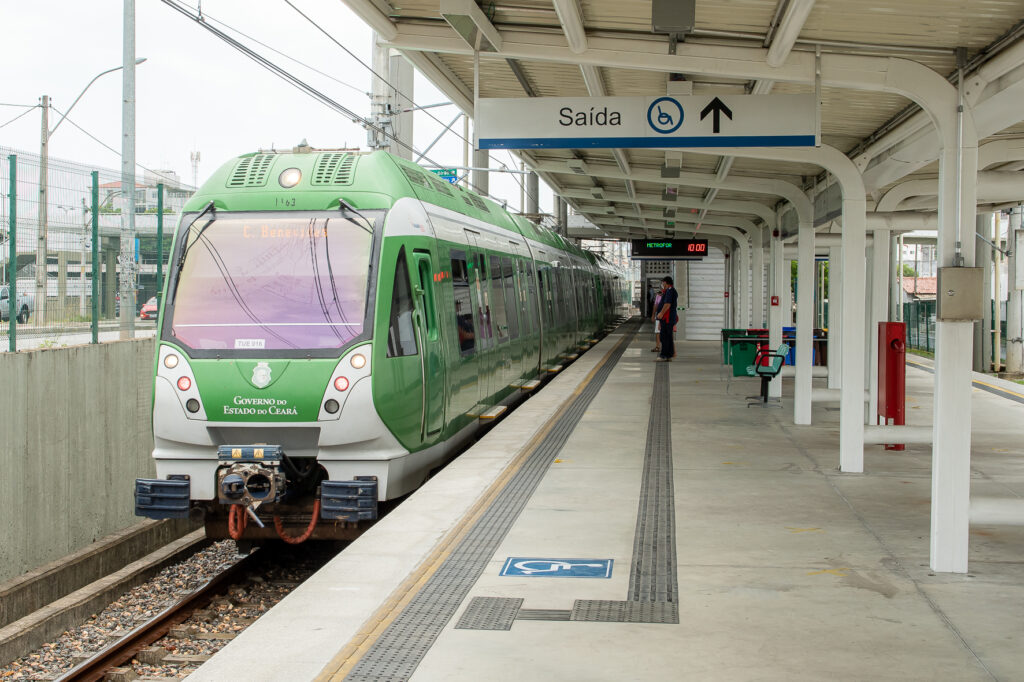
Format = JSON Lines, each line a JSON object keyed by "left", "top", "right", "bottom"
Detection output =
{"left": 651, "top": 285, "right": 664, "bottom": 353}
{"left": 655, "top": 276, "right": 678, "bottom": 362}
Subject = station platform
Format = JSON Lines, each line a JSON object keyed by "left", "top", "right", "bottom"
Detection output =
{"left": 190, "top": 320, "right": 1024, "bottom": 682}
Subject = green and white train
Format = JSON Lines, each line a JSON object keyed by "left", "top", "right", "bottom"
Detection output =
{"left": 134, "top": 148, "right": 631, "bottom": 542}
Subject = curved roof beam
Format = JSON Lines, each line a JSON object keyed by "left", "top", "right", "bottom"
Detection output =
{"left": 876, "top": 171, "right": 1023, "bottom": 211}
{"left": 556, "top": 186, "right": 775, "bottom": 226}
{"left": 531, "top": 159, "right": 793, "bottom": 224}
{"left": 979, "top": 139, "right": 1024, "bottom": 169}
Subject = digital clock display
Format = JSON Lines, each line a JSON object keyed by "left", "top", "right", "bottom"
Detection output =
{"left": 630, "top": 239, "right": 709, "bottom": 259}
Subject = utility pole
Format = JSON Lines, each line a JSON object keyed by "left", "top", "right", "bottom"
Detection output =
{"left": 190, "top": 151, "right": 201, "bottom": 188}
{"left": 36, "top": 95, "right": 49, "bottom": 326}
{"left": 121, "top": 0, "right": 137, "bottom": 339}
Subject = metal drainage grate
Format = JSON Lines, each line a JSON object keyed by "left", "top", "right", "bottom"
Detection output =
{"left": 456, "top": 597, "right": 523, "bottom": 630}
{"left": 570, "top": 600, "right": 678, "bottom": 624}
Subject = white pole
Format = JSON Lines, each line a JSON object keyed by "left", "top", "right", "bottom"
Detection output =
{"left": 36, "top": 95, "right": 49, "bottom": 326}
{"left": 1007, "top": 207, "right": 1022, "bottom": 374}
{"left": 868, "top": 228, "right": 891, "bottom": 420}
{"left": 121, "top": 0, "right": 137, "bottom": 339}
{"left": 795, "top": 220, "right": 814, "bottom": 424}
{"left": 769, "top": 232, "right": 784, "bottom": 399}
{"left": 828, "top": 245, "right": 841, "bottom": 389}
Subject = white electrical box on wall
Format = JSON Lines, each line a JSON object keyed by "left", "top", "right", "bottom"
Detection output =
{"left": 936, "top": 267, "right": 984, "bottom": 321}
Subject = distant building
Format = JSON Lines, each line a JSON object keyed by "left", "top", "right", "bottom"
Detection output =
{"left": 98, "top": 171, "right": 192, "bottom": 214}
{"left": 902, "top": 277, "right": 936, "bottom": 301}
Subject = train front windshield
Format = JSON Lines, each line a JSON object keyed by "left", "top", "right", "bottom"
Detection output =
{"left": 168, "top": 212, "right": 379, "bottom": 352}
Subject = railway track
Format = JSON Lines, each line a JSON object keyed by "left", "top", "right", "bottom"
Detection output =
{"left": 54, "top": 551, "right": 262, "bottom": 682}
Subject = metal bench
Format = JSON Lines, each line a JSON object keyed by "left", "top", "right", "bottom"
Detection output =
{"left": 746, "top": 343, "right": 789, "bottom": 407}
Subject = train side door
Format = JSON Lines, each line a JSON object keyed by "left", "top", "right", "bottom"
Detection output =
{"left": 412, "top": 250, "right": 445, "bottom": 438}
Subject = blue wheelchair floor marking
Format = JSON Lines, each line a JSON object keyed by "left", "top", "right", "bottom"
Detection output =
{"left": 500, "top": 557, "right": 613, "bottom": 578}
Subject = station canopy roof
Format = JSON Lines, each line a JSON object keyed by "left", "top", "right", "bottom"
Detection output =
{"left": 343, "top": 0, "right": 1024, "bottom": 242}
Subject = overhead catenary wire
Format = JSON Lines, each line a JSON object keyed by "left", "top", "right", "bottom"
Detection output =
{"left": 158, "top": 0, "right": 444, "bottom": 168}
{"left": 171, "top": 0, "right": 367, "bottom": 97}
{"left": 280, "top": 0, "right": 543, "bottom": 212}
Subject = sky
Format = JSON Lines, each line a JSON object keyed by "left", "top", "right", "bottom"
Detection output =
{"left": 0, "top": 0, "right": 550, "bottom": 214}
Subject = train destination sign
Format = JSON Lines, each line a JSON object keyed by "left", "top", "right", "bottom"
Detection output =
{"left": 477, "top": 94, "right": 818, "bottom": 150}
{"left": 631, "top": 238, "right": 709, "bottom": 260}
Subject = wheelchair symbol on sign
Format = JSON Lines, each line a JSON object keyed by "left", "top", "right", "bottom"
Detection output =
{"left": 500, "top": 557, "right": 614, "bottom": 578}
{"left": 647, "top": 97, "right": 684, "bottom": 134}
{"left": 514, "top": 560, "right": 603, "bottom": 574}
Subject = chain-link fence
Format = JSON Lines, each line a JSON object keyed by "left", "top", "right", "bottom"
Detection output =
{"left": 903, "top": 300, "right": 936, "bottom": 353}
{"left": 903, "top": 299, "right": 1008, "bottom": 364}
{"left": 0, "top": 147, "right": 192, "bottom": 351}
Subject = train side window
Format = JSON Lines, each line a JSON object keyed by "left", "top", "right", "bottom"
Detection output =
{"left": 386, "top": 248, "right": 418, "bottom": 358}
{"left": 502, "top": 257, "right": 519, "bottom": 340}
{"left": 473, "top": 253, "right": 493, "bottom": 344}
{"left": 451, "top": 251, "right": 476, "bottom": 355}
{"left": 526, "top": 262, "right": 540, "bottom": 332}
{"left": 489, "top": 255, "right": 509, "bottom": 342}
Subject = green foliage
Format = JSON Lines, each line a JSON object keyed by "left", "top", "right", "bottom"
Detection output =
{"left": 901, "top": 264, "right": 918, "bottom": 277}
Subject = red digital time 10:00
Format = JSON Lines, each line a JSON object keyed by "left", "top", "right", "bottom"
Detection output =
{"left": 687, "top": 242, "right": 707, "bottom": 253}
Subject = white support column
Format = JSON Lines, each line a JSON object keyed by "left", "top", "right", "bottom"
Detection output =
{"left": 783, "top": 259, "right": 794, "bottom": 326}
{"left": 795, "top": 219, "right": 815, "bottom": 424}
{"left": 930, "top": 135, "right": 979, "bottom": 574}
{"left": 1007, "top": 207, "right": 1023, "bottom": 373}
{"left": 889, "top": 231, "right": 900, "bottom": 322}
{"left": 737, "top": 236, "right": 750, "bottom": 329}
{"left": 769, "top": 232, "right": 784, "bottom": 399}
{"left": 840, "top": 196, "right": 868, "bottom": 473}
{"left": 976, "top": 213, "right": 993, "bottom": 372}
{"left": 472, "top": 148, "right": 490, "bottom": 198}
{"left": 752, "top": 231, "right": 765, "bottom": 328}
{"left": 868, "top": 228, "right": 891, "bottom": 421}
{"left": 828, "top": 245, "right": 842, "bottom": 389}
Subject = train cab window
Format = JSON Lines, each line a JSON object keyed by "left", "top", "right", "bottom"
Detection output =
{"left": 386, "top": 248, "right": 418, "bottom": 358}
{"left": 489, "top": 255, "right": 510, "bottom": 342}
{"left": 451, "top": 251, "right": 476, "bottom": 355}
{"left": 502, "top": 257, "right": 519, "bottom": 340}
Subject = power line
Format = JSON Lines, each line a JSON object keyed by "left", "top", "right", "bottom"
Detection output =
{"left": 172, "top": 0, "right": 367, "bottom": 97}
{"left": 158, "top": 0, "right": 443, "bottom": 168}
{"left": 0, "top": 105, "right": 39, "bottom": 131}
{"left": 280, "top": 0, "right": 540, "bottom": 209}
{"left": 49, "top": 105, "right": 187, "bottom": 186}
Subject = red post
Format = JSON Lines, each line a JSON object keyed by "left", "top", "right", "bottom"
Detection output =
{"left": 877, "top": 322, "right": 907, "bottom": 450}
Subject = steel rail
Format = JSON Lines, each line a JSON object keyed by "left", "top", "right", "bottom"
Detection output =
{"left": 55, "top": 550, "right": 262, "bottom": 682}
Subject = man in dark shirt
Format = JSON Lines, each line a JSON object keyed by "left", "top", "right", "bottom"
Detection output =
{"left": 656, "top": 276, "right": 678, "bottom": 362}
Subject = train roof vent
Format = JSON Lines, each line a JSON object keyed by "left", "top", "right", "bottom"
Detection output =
{"left": 426, "top": 173, "right": 453, "bottom": 196}
{"left": 399, "top": 164, "right": 431, "bottom": 189}
{"left": 461, "top": 190, "right": 489, "bottom": 213}
{"left": 312, "top": 152, "right": 358, "bottom": 185}
{"left": 227, "top": 154, "right": 275, "bottom": 188}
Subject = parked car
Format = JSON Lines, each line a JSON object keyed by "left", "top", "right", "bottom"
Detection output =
{"left": 0, "top": 285, "right": 33, "bottom": 324}
{"left": 139, "top": 296, "right": 159, "bottom": 320}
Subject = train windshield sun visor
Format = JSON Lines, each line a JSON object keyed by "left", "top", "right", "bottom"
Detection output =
{"left": 168, "top": 211, "right": 381, "bottom": 352}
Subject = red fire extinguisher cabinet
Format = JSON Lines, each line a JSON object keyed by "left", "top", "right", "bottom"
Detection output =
{"left": 877, "top": 322, "right": 907, "bottom": 450}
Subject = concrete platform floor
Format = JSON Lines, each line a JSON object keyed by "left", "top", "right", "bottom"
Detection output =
{"left": 192, "top": 330, "right": 1024, "bottom": 682}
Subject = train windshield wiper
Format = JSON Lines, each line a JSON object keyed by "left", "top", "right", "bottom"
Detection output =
{"left": 339, "top": 199, "right": 373, "bottom": 234}
{"left": 176, "top": 202, "right": 217, "bottom": 272}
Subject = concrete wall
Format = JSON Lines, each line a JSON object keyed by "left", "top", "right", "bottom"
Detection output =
{"left": 0, "top": 339, "right": 156, "bottom": 583}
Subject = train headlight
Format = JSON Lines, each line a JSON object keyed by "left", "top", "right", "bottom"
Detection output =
{"left": 164, "top": 354, "right": 179, "bottom": 369}
{"left": 177, "top": 376, "right": 192, "bottom": 391}
{"left": 324, "top": 399, "right": 340, "bottom": 414}
{"left": 186, "top": 398, "right": 201, "bottom": 413}
{"left": 350, "top": 353, "right": 366, "bottom": 369}
{"left": 278, "top": 167, "right": 302, "bottom": 188}
{"left": 334, "top": 376, "right": 350, "bottom": 392}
